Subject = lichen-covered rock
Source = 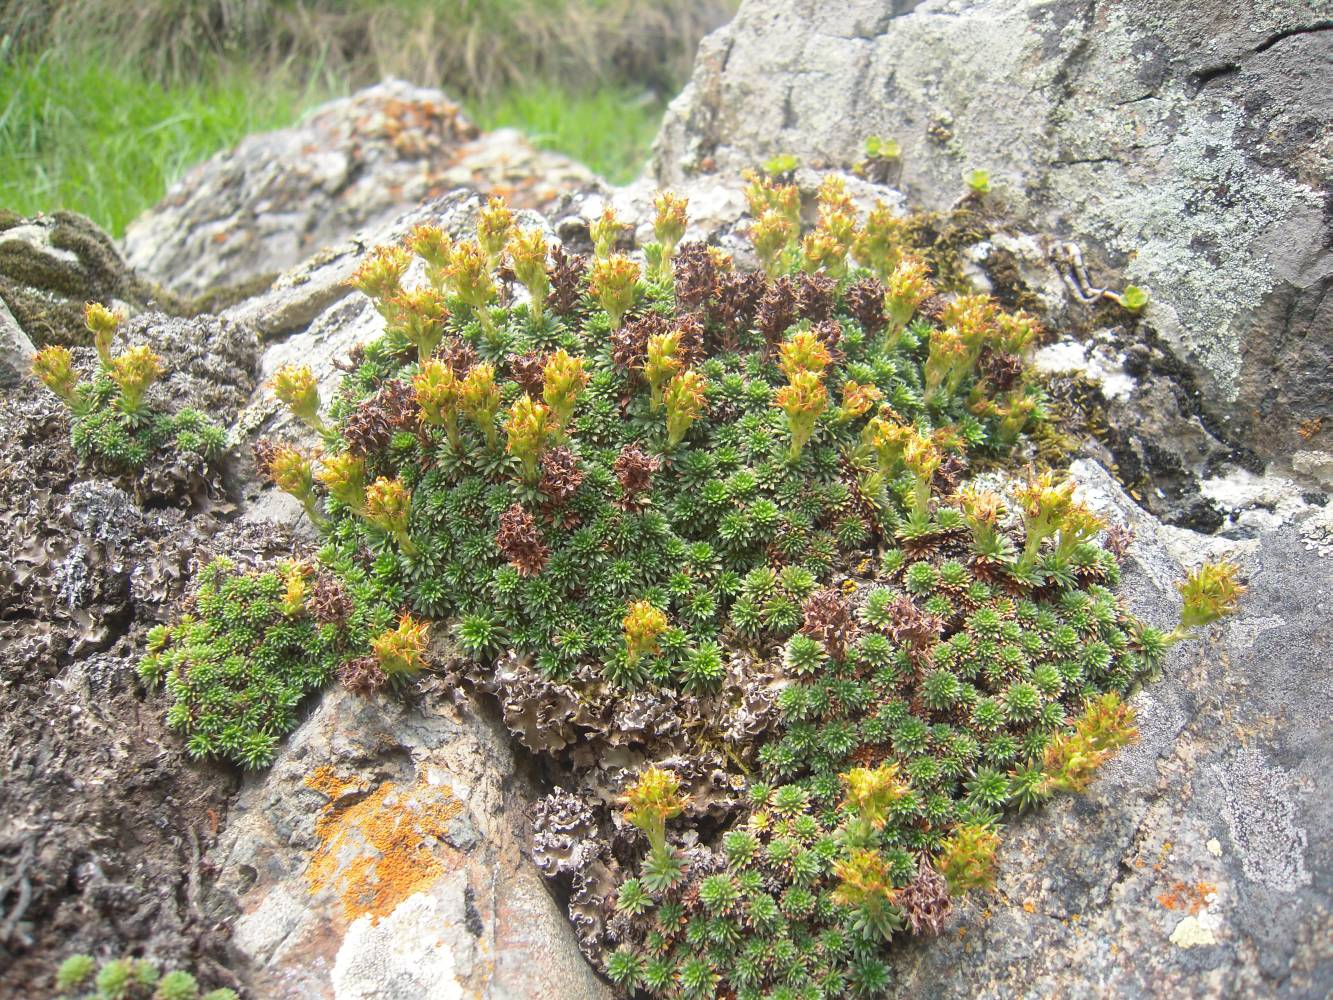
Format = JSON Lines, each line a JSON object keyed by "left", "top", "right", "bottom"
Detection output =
{"left": 653, "top": 0, "right": 1332, "bottom": 469}
{"left": 0, "top": 210, "right": 177, "bottom": 347}
{"left": 880, "top": 460, "right": 1331, "bottom": 998}
{"left": 0, "top": 374, "right": 299, "bottom": 995}
{"left": 123, "top": 81, "right": 600, "bottom": 299}
{"left": 208, "top": 687, "right": 614, "bottom": 1000}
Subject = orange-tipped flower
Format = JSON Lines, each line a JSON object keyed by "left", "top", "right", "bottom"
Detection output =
{"left": 778, "top": 329, "right": 833, "bottom": 379}
{"left": 775, "top": 369, "right": 828, "bottom": 463}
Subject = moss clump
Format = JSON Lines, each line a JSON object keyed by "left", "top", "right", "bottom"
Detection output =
{"left": 0, "top": 210, "right": 179, "bottom": 347}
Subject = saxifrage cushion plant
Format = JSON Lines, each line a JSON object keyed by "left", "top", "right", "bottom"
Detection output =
{"left": 36, "top": 161, "right": 1241, "bottom": 997}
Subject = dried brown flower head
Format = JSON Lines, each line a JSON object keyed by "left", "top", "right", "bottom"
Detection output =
{"left": 546, "top": 244, "right": 588, "bottom": 316}
{"left": 800, "top": 587, "right": 857, "bottom": 661}
{"left": 496, "top": 503, "right": 550, "bottom": 576}
{"left": 845, "top": 276, "right": 887, "bottom": 334}
{"left": 613, "top": 444, "right": 661, "bottom": 512}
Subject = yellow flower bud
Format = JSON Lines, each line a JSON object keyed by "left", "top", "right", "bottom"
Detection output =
{"left": 643, "top": 329, "right": 683, "bottom": 411}
{"left": 477, "top": 195, "right": 515, "bottom": 269}
{"left": 587, "top": 254, "right": 640, "bottom": 330}
{"left": 504, "top": 394, "right": 554, "bottom": 485}
{"left": 31, "top": 345, "right": 81, "bottom": 405}
{"left": 271, "top": 364, "right": 326, "bottom": 432}
{"left": 84, "top": 301, "right": 124, "bottom": 367}
{"left": 751, "top": 211, "right": 795, "bottom": 278}
{"left": 663, "top": 369, "right": 708, "bottom": 446}
{"left": 349, "top": 245, "right": 412, "bottom": 310}
{"left": 542, "top": 348, "right": 589, "bottom": 431}
{"left": 315, "top": 452, "right": 367, "bottom": 511}
{"left": 623, "top": 600, "right": 668, "bottom": 667}
{"left": 108, "top": 345, "right": 164, "bottom": 414}
{"left": 413, "top": 359, "right": 462, "bottom": 447}
{"left": 852, "top": 201, "right": 909, "bottom": 278}
{"left": 363, "top": 476, "right": 418, "bottom": 555}
{"left": 459, "top": 363, "right": 502, "bottom": 448}
{"left": 507, "top": 227, "right": 550, "bottom": 323}
{"left": 387, "top": 286, "right": 449, "bottom": 362}
{"left": 590, "top": 206, "right": 626, "bottom": 260}
{"left": 652, "top": 191, "right": 688, "bottom": 254}
{"left": 372, "top": 614, "right": 430, "bottom": 678}
{"left": 406, "top": 223, "right": 453, "bottom": 272}
{"left": 885, "top": 254, "right": 935, "bottom": 331}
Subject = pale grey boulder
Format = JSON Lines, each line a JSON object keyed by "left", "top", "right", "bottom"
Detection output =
{"left": 653, "top": 0, "right": 1332, "bottom": 468}
{"left": 123, "top": 81, "right": 599, "bottom": 299}
{"left": 209, "top": 686, "right": 614, "bottom": 1000}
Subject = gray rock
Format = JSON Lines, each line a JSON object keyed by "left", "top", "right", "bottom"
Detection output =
{"left": 123, "top": 81, "right": 600, "bottom": 299}
{"left": 882, "top": 460, "right": 1331, "bottom": 998}
{"left": 653, "top": 0, "right": 1332, "bottom": 468}
{"left": 0, "top": 297, "right": 35, "bottom": 390}
{"left": 0, "top": 210, "right": 178, "bottom": 347}
{"left": 210, "top": 686, "right": 614, "bottom": 1000}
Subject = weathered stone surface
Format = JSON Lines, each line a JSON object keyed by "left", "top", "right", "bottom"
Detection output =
{"left": 0, "top": 298, "right": 35, "bottom": 390}
{"left": 0, "top": 210, "right": 177, "bottom": 347}
{"left": 209, "top": 687, "right": 614, "bottom": 1000}
{"left": 124, "top": 81, "right": 600, "bottom": 298}
{"left": 653, "top": 0, "right": 1332, "bottom": 467}
{"left": 883, "top": 459, "right": 1331, "bottom": 998}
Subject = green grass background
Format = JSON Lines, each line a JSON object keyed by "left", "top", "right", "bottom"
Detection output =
{"left": 0, "top": 1, "right": 732, "bottom": 235}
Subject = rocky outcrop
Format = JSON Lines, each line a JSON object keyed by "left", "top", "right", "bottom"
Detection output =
{"left": 122, "top": 81, "right": 600, "bottom": 299}
{"left": 209, "top": 687, "right": 613, "bottom": 1000}
{"left": 653, "top": 0, "right": 1332, "bottom": 474}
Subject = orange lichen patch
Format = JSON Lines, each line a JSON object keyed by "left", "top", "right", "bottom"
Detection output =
{"left": 306, "top": 763, "right": 369, "bottom": 803}
{"left": 1298, "top": 416, "right": 1323, "bottom": 440}
{"left": 1156, "top": 881, "right": 1216, "bottom": 914}
{"left": 304, "top": 769, "right": 463, "bottom": 926}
